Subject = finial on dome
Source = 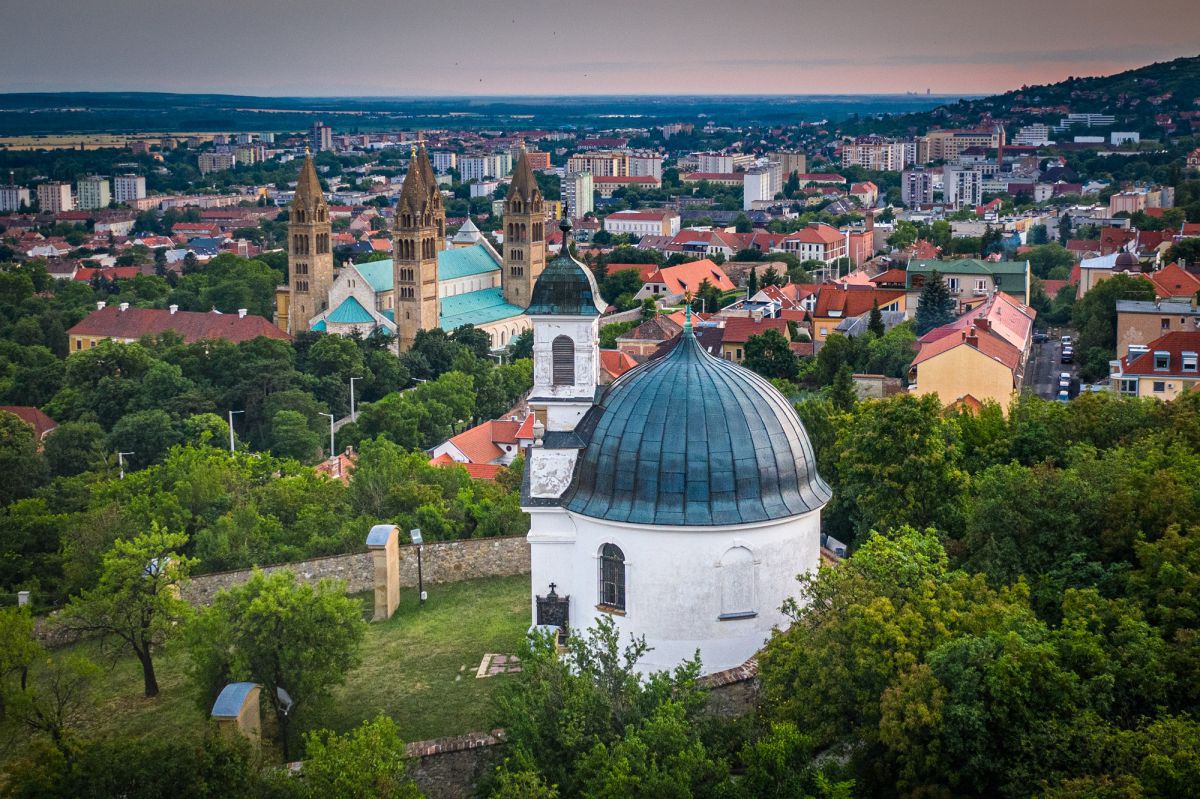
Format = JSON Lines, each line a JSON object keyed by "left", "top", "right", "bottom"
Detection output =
{"left": 683, "top": 292, "right": 693, "bottom": 333}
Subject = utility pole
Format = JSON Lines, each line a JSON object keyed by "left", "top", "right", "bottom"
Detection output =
{"left": 117, "top": 451, "right": 134, "bottom": 479}
{"left": 320, "top": 412, "right": 335, "bottom": 460}
{"left": 349, "top": 376, "right": 361, "bottom": 423}
{"left": 227, "top": 410, "right": 244, "bottom": 453}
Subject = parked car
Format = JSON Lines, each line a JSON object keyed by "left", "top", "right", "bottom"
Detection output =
{"left": 1059, "top": 372, "right": 1071, "bottom": 381}
{"left": 1061, "top": 335, "right": 1073, "bottom": 346}
{"left": 1061, "top": 348, "right": 1074, "bottom": 364}
{"left": 1056, "top": 389, "right": 1070, "bottom": 402}
{"left": 1033, "top": 332, "right": 1049, "bottom": 343}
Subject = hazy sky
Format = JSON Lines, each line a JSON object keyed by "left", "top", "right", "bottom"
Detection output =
{"left": 2, "top": 0, "right": 1198, "bottom": 96}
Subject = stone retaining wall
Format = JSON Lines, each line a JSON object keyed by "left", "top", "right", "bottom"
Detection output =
{"left": 182, "top": 535, "right": 531, "bottom": 607}
{"left": 406, "top": 730, "right": 505, "bottom": 799}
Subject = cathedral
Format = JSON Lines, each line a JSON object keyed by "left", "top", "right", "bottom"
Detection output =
{"left": 279, "top": 146, "right": 544, "bottom": 350}
{"left": 522, "top": 217, "right": 830, "bottom": 675}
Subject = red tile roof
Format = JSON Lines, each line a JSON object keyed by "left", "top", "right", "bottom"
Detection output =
{"left": 0, "top": 406, "right": 58, "bottom": 440}
{"left": 600, "top": 349, "right": 639, "bottom": 379}
{"left": 812, "top": 285, "right": 905, "bottom": 318}
{"left": 784, "top": 223, "right": 843, "bottom": 246}
{"left": 440, "top": 415, "right": 533, "bottom": 464}
{"left": 607, "top": 263, "right": 659, "bottom": 283}
{"left": 606, "top": 209, "right": 677, "bottom": 221}
{"left": 67, "top": 306, "right": 291, "bottom": 344}
{"left": 1122, "top": 331, "right": 1200, "bottom": 376}
{"left": 721, "top": 316, "right": 790, "bottom": 343}
{"left": 1150, "top": 263, "right": 1200, "bottom": 299}
{"left": 646, "top": 259, "right": 735, "bottom": 295}
{"left": 429, "top": 453, "right": 504, "bottom": 480}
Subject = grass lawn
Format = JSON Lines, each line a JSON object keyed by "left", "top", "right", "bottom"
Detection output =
{"left": 2, "top": 575, "right": 529, "bottom": 764}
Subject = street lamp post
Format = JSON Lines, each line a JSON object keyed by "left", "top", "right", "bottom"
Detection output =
{"left": 319, "top": 412, "right": 335, "bottom": 460}
{"left": 227, "top": 410, "right": 244, "bottom": 453}
{"left": 349, "top": 376, "right": 361, "bottom": 423}
{"left": 117, "top": 451, "right": 134, "bottom": 479}
{"left": 410, "top": 528, "right": 426, "bottom": 605}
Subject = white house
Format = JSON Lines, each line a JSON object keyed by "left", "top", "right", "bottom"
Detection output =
{"left": 522, "top": 220, "right": 830, "bottom": 675}
{"left": 603, "top": 210, "right": 681, "bottom": 239}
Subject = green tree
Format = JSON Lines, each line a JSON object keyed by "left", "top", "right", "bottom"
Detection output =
{"left": 107, "top": 409, "right": 181, "bottom": 469}
{"left": 301, "top": 716, "right": 424, "bottom": 799}
{"left": 1164, "top": 237, "right": 1200, "bottom": 267}
{"left": 867, "top": 301, "right": 885, "bottom": 338}
{"left": 828, "top": 364, "right": 857, "bottom": 412}
{"left": 748, "top": 266, "right": 758, "bottom": 295}
{"left": 59, "top": 523, "right": 193, "bottom": 697}
{"left": 508, "top": 329, "right": 533, "bottom": 361}
{"left": 914, "top": 270, "right": 957, "bottom": 335}
{"left": 1073, "top": 274, "right": 1156, "bottom": 357}
{"left": 7, "top": 651, "right": 100, "bottom": 757}
{"left": 743, "top": 329, "right": 798, "bottom": 380}
{"left": 186, "top": 569, "right": 366, "bottom": 759}
{"left": 270, "top": 409, "right": 322, "bottom": 462}
{"left": 43, "top": 421, "right": 106, "bottom": 478}
{"left": 887, "top": 220, "right": 918, "bottom": 250}
{"left": 0, "top": 410, "right": 48, "bottom": 505}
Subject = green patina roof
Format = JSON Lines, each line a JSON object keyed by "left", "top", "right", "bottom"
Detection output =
{"left": 439, "top": 287, "right": 525, "bottom": 329}
{"left": 527, "top": 248, "right": 604, "bottom": 316}
{"left": 438, "top": 245, "right": 500, "bottom": 281}
{"left": 354, "top": 260, "right": 394, "bottom": 293}
{"left": 326, "top": 295, "right": 376, "bottom": 324}
{"left": 311, "top": 319, "right": 326, "bottom": 332}
{"left": 563, "top": 330, "right": 831, "bottom": 526}
{"left": 349, "top": 244, "right": 499, "bottom": 295}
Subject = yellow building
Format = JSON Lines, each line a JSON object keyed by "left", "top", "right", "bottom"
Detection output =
{"left": 1111, "top": 331, "right": 1200, "bottom": 401}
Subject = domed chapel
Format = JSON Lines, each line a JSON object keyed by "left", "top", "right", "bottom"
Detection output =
{"left": 522, "top": 216, "right": 830, "bottom": 675}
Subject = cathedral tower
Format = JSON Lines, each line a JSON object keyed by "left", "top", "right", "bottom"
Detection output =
{"left": 503, "top": 148, "right": 546, "bottom": 309}
{"left": 392, "top": 145, "right": 444, "bottom": 351}
{"left": 287, "top": 154, "right": 333, "bottom": 333}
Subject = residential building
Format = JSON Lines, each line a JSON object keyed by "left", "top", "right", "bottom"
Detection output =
{"left": 743, "top": 168, "right": 774, "bottom": 210}
{"left": 459, "top": 153, "right": 512, "bottom": 182}
{"left": 719, "top": 316, "right": 792, "bottom": 363}
{"left": 76, "top": 176, "right": 110, "bottom": 210}
{"left": 429, "top": 414, "right": 534, "bottom": 478}
{"left": 113, "top": 174, "right": 146, "bottom": 204}
{"left": 627, "top": 152, "right": 664, "bottom": 180}
{"left": 944, "top": 167, "right": 983, "bottom": 209}
{"left": 562, "top": 171, "right": 594, "bottom": 217}
{"left": 910, "top": 291, "right": 1036, "bottom": 411}
{"left": 850, "top": 181, "right": 878, "bottom": 207}
{"left": 0, "top": 184, "right": 31, "bottom": 212}
{"left": 36, "top": 181, "right": 74, "bottom": 213}
{"left": 1110, "top": 331, "right": 1200, "bottom": 400}
{"left": 567, "top": 151, "right": 626, "bottom": 177}
{"left": 906, "top": 258, "right": 1031, "bottom": 306}
{"left": 780, "top": 223, "right": 846, "bottom": 265}
{"left": 603, "top": 209, "right": 681, "bottom": 238}
{"left": 631, "top": 258, "right": 734, "bottom": 305}
{"left": 0, "top": 406, "right": 58, "bottom": 444}
{"left": 1055, "top": 113, "right": 1116, "bottom": 130}
{"left": 1012, "top": 124, "right": 1053, "bottom": 146}
{"left": 1109, "top": 191, "right": 1148, "bottom": 216}
{"left": 679, "top": 172, "right": 746, "bottom": 188}
{"left": 901, "top": 168, "right": 934, "bottom": 207}
{"left": 841, "top": 137, "right": 906, "bottom": 171}
{"left": 311, "top": 121, "right": 333, "bottom": 152}
{"left": 68, "top": 302, "right": 290, "bottom": 352}
{"left": 696, "top": 152, "right": 735, "bottom": 173}
{"left": 809, "top": 285, "right": 906, "bottom": 343}
{"left": 524, "top": 150, "right": 551, "bottom": 170}
{"left": 772, "top": 149, "right": 807, "bottom": 178}
{"left": 431, "top": 151, "right": 457, "bottom": 173}
{"left": 921, "top": 127, "right": 1003, "bottom": 163}
{"left": 198, "top": 152, "right": 236, "bottom": 174}
{"left": 592, "top": 175, "right": 660, "bottom": 198}
{"left": 1115, "top": 298, "right": 1200, "bottom": 358}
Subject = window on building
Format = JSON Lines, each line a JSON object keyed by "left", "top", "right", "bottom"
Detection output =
{"left": 946, "top": 278, "right": 960, "bottom": 292}
{"left": 1152, "top": 381, "right": 1166, "bottom": 393}
{"left": 1119, "top": 378, "right": 1138, "bottom": 396}
{"left": 1154, "top": 351, "right": 1170, "bottom": 371}
{"left": 1184, "top": 352, "right": 1198, "bottom": 372}
{"left": 598, "top": 543, "right": 625, "bottom": 611}
{"left": 719, "top": 546, "right": 756, "bottom": 619}
{"left": 552, "top": 335, "right": 575, "bottom": 385}
{"left": 1162, "top": 318, "right": 1171, "bottom": 330}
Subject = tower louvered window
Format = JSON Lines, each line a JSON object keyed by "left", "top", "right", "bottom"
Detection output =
{"left": 552, "top": 335, "right": 575, "bottom": 385}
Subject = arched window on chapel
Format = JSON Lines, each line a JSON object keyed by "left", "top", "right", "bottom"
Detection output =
{"left": 598, "top": 544, "right": 625, "bottom": 611}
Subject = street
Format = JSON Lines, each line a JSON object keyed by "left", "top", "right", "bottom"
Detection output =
{"left": 1027, "top": 328, "right": 1078, "bottom": 400}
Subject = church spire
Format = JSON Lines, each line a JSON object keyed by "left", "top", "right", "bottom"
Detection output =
{"left": 509, "top": 147, "right": 541, "bottom": 204}
{"left": 294, "top": 152, "right": 323, "bottom": 204}
{"left": 398, "top": 146, "right": 430, "bottom": 215}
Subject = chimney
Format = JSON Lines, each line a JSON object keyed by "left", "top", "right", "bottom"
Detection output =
{"left": 966, "top": 331, "right": 979, "bottom": 348}
{"left": 96, "top": 301, "right": 106, "bottom": 310}
{"left": 169, "top": 304, "right": 178, "bottom": 315}
{"left": 974, "top": 317, "right": 990, "bottom": 332}
{"left": 119, "top": 302, "right": 129, "bottom": 312}
{"left": 237, "top": 308, "right": 248, "bottom": 318}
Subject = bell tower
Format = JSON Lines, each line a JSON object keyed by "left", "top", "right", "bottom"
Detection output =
{"left": 503, "top": 148, "right": 546, "bottom": 309}
{"left": 287, "top": 153, "right": 333, "bottom": 333}
{"left": 392, "top": 145, "right": 444, "bottom": 352}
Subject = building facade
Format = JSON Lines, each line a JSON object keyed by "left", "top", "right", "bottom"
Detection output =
{"left": 0, "top": 185, "right": 31, "bottom": 212}
{"left": 36, "top": 182, "right": 73, "bottom": 213}
{"left": 113, "top": 174, "right": 146, "bottom": 204}
{"left": 285, "top": 155, "right": 334, "bottom": 334}
{"left": 76, "top": 176, "right": 110, "bottom": 210}
{"left": 562, "top": 171, "right": 594, "bottom": 218}
{"left": 502, "top": 150, "right": 547, "bottom": 309}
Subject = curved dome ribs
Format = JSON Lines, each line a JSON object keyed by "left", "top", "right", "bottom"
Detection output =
{"left": 564, "top": 333, "right": 830, "bottom": 526}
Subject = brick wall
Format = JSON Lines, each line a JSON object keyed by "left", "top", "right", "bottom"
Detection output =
{"left": 180, "top": 535, "right": 530, "bottom": 607}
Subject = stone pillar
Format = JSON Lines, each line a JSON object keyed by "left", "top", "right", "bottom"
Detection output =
{"left": 211, "top": 682, "right": 261, "bottom": 743}
{"left": 366, "top": 524, "right": 400, "bottom": 621}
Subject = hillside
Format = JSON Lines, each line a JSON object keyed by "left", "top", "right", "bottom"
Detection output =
{"left": 845, "top": 53, "right": 1200, "bottom": 137}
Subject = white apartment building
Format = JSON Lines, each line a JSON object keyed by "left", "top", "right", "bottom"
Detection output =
{"left": 37, "top": 182, "right": 74, "bottom": 213}
{"left": 1013, "top": 124, "right": 1053, "bottom": 146}
{"left": 603, "top": 209, "right": 681, "bottom": 238}
{"left": 945, "top": 167, "right": 984, "bottom": 209}
{"left": 113, "top": 174, "right": 147, "bottom": 204}
{"left": 696, "top": 152, "right": 734, "bottom": 173}
{"left": 567, "top": 151, "right": 625, "bottom": 177}
{"left": 1055, "top": 113, "right": 1116, "bottom": 131}
{"left": 459, "top": 153, "right": 511, "bottom": 183}
{"left": 77, "top": 176, "right": 111, "bottom": 210}
{"left": 744, "top": 168, "right": 773, "bottom": 210}
{"left": 0, "top": 185, "right": 31, "bottom": 212}
{"left": 198, "top": 152, "right": 236, "bottom": 175}
{"left": 432, "top": 151, "right": 457, "bottom": 173}
{"left": 627, "top": 152, "right": 663, "bottom": 180}
{"left": 841, "top": 139, "right": 907, "bottom": 171}
{"left": 562, "top": 171, "right": 594, "bottom": 217}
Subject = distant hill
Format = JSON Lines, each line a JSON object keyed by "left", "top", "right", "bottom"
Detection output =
{"left": 845, "top": 54, "right": 1200, "bottom": 138}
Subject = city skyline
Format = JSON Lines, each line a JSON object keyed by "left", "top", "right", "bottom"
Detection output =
{"left": 1, "top": 0, "right": 1198, "bottom": 96}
